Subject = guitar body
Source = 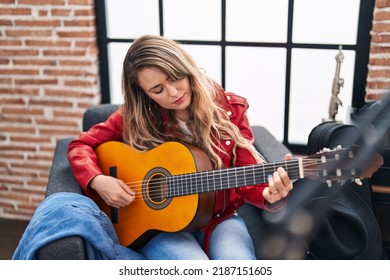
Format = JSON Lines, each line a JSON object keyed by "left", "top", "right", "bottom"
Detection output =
{"left": 95, "top": 141, "right": 215, "bottom": 248}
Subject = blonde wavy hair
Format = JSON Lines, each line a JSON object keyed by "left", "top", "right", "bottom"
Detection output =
{"left": 121, "top": 34, "right": 262, "bottom": 168}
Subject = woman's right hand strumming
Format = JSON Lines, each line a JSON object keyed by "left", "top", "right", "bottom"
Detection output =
{"left": 90, "top": 174, "right": 136, "bottom": 208}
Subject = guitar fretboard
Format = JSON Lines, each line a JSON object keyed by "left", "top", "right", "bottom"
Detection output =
{"left": 166, "top": 159, "right": 302, "bottom": 197}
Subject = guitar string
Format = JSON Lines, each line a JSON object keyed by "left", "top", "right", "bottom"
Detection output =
{"left": 123, "top": 159, "right": 307, "bottom": 189}
{"left": 111, "top": 157, "right": 345, "bottom": 202}
{"left": 124, "top": 158, "right": 341, "bottom": 200}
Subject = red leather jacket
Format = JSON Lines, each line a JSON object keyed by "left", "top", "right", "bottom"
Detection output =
{"left": 68, "top": 86, "right": 281, "bottom": 252}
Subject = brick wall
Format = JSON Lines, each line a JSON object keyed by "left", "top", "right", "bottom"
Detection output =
{"left": 366, "top": 0, "right": 390, "bottom": 101}
{"left": 0, "top": 0, "right": 100, "bottom": 219}
{"left": 0, "top": 1, "right": 389, "bottom": 221}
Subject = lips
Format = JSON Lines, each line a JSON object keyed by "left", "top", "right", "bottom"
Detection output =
{"left": 174, "top": 95, "right": 184, "bottom": 105}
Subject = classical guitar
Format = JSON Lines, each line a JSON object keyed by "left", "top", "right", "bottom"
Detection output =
{"left": 95, "top": 141, "right": 382, "bottom": 249}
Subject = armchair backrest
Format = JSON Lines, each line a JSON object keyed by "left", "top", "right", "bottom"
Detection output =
{"left": 82, "top": 104, "right": 119, "bottom": 132}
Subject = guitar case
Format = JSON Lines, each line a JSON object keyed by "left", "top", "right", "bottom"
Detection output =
{"left": 307, "top": 121, "right": 361, "bottom": 155}
{"left": 304, "top": 121, "right": 384, "bottom": 259}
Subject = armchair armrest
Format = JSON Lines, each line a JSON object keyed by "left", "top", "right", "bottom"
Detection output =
{"left": 45, "top": 138, "right": 82, "bottom": 197}
{"left": 36, "top": 138, "right": 85, "bottom": 259}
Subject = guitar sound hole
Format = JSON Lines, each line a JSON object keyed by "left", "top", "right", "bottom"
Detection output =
{"left": 143, "top": 167, "right": 172, "bottom": 210}
{"left": 148, "top": 174, "right": 168, "bottom": 203}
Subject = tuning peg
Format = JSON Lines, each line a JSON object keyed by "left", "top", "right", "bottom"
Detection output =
{"left": 326, "top": 180, "right": 332, "bottom": 188}
{"left": 353, "top": 178, "right": 363, "bottom": 186}
{"left": 318, "top": 147, "right": 330, "bottom": 153}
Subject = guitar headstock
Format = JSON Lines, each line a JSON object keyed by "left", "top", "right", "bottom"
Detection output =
{"left": 303, "top": 145, "right": 383, "bottom": 186}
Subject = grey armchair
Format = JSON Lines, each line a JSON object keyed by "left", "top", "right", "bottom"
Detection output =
{"left": 35, "top": 103, "right": 292, "bottom": 259}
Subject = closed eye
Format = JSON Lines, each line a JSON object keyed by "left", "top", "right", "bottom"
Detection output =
{"left": 152, "top": 87, "right": 163, "bottom": 94}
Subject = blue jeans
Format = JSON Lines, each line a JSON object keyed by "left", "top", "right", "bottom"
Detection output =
{"left": 12, "top": 192, "right": 145, "bottom": 260}
{"left": 13, "top": 192, "right": 255, "bottom": 260}
{"left": 139, "top": 214, "right": 256, "bottom": 260}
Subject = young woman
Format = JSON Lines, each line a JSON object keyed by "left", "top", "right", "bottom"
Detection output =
{"left": 67, "top": 34, "right": 293, "bottom": 260}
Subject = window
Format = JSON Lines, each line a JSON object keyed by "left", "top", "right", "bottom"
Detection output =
{"left": 95, "top": 0, "right": 374, "bottom": 153}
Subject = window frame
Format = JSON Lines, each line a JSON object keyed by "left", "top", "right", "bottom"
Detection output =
{"left": 94, "top": 0, "right": 375, "bottom": 154}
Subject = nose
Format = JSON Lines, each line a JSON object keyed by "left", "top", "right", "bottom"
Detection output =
{"left": 167, "top": 82, "right": 178, "bottom": 97}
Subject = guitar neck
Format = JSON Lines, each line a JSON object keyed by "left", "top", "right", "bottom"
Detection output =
{"left": 167, "top": 159, "right": 303, "bottom": 197}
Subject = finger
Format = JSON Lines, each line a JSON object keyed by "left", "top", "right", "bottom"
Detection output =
{"left": 113, "top": 186, "right": 135, "bottom": 207}
{"left": 276, "top": 167, "right": 293, "bottom": 191}
{"left": 119, "top": 181, "right": 136, "bottom": 196}
{"left": 122, "top": 193, "right": 134, "bottom": 206}
{"left": 106, "top": 196, "right": 122, "bottom": 209}
{"left": 264, "top": 186, "right": 280, "bottom": 205}
{"left": 272, "top": 171, "right": 282, "bottom": 191}
{"left": 262, "top": 187, "right": 273, "bottom": 202}
{"left": 272, "top": 170, "right": 291, "bottom": 198}
{"left": 284, "top": 153, "right": 292, "bottom": 161}
{"left": 267, "top": 174, "right": 279, "bottom": 194}
{"left": 112, "top": 193, "right": 133, "bottom": 208}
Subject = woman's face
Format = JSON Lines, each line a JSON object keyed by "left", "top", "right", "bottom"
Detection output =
{"left": 137, "top": 67, "right": 192, "bottom": 120}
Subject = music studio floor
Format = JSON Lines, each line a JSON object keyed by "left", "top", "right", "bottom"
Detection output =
{"left": 0, "top": 218, "right": 29, "bottom": 260}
